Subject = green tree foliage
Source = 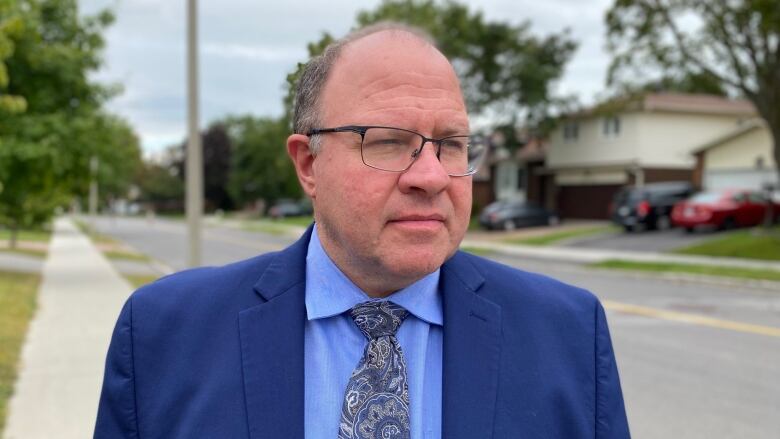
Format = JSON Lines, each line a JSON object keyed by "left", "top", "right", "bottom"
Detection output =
{"left": 90, "top": 115, "right": 143, "bottom": 204}
{"left": 0, "top": 0, "right": 139, "bottom": 245}
{"left": 0, "top": 2, "right": 26, "bottom": 114}
{"left": 638, "top": 71, "right": 728, "bottom": 96}
{"left": 284, "top": 0, "right": 577, "bottom": 126}
{"left": 224, "top": 116, "right": 301, "bottom": 210}
{"left": 606, "top": 0, "right": 780, "bottom": 184}
{"left": 134, "top": 159, "right": 184, "bottom": 212}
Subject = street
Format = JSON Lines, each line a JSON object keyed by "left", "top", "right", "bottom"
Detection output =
{"left": 92, "top": 216, "right": 780, "bottom": 439}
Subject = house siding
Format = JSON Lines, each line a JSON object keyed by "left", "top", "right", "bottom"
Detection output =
{"left": 705, "top": 127, "right": 773, "bottom": 170}
{"left": 635, "top": 113, "right": 745, "bottom": 168}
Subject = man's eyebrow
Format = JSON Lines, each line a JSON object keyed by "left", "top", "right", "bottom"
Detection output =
{"left": 436, "top": 125, "right": 470, "bottom": 137}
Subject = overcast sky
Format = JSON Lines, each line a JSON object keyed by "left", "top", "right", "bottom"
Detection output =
{"left": 80, "top": 0, "right": 613, "bottom": 155}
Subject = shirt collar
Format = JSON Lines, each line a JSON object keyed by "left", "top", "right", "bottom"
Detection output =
{"left": 305, "top": 225, "right": 443, "bottom": 326}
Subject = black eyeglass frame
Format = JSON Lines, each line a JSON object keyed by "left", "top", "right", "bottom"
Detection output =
{"left": 306, "top": 125, "right": 483, "bottom": 177}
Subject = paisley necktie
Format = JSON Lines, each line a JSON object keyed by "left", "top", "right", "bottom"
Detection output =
{"left": 338, "top": 301, "right": 411, "bottom": 439}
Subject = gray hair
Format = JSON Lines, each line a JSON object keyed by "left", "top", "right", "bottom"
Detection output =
{"left": 292, "top": 22, "right": 435, "bottom": 155}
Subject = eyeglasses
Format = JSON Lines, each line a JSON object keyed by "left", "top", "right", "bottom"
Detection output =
{"left": 307, "top": 125, "right": 487, "bottom": 177}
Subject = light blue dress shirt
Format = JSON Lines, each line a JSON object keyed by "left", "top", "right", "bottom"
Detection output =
{"left": 304, "top": 226, "right": 443, "bottom": 439}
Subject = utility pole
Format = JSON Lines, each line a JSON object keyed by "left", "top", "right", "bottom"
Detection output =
{"left": 186, "top": 0, "right": 203, "bottom": 267}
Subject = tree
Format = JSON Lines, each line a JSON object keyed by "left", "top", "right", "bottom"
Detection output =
{"left": 224, "top": 116, "right": 302, "bottom": 210}
{"left": 89, "top": 114, "right": 143, "bottom": 205}
{"left": 0, "top": 0, "right": 137, "bottom": 245}
{"left": 175, "top": 123, "right": 235, "bottom": 212}
{"left": 0, "top": 3, "right": 26, "bottom": 114}
{"left": 284, "top": 0, "right": 577, "bottom": 128}
{"left": 637, "top": 71, "right": 728, "bottom": 96}
{"left": 134, "top": 159, "right": 184, "bottom": 212}
{"left": 606, "top": 0, "right": 780, "bottom": 186}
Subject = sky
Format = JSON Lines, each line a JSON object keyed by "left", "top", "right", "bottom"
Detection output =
{"left": 79, "top": 0, "right": 614, "bottom": 156}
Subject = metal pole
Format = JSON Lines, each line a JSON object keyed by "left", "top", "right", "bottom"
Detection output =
{"left": 186, "top": 0, "right": 202, "bottom": 267}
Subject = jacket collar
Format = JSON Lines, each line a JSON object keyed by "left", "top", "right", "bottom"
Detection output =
{"left": 240, "top": 225, "right": 313, "bottom": 439}
{"left": 440, "top": 252, "right": 503, "bottom": 439}
{"left": 240, "top": 227, "right": 502, "bottom": 438}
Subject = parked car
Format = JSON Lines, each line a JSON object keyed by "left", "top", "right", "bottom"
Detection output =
{"left": 479, "top": 199, "right": 559, "bottom": 231}
{"left": 671, "top": 189, "right": 780, "bottom": 232}
{"left": 610, "top": 182, "right": 694, "bottom": 232}
{"left": 268, "top": 199, "right": 313, "bottom": 219}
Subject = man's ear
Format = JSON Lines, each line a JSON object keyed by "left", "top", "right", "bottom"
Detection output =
{"left": 286, "top": 134, "right": 317, "bottom": 199}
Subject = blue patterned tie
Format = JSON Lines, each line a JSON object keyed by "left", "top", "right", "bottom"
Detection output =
{"left": 338, "top": 301, "right": 411, "bottom": 439}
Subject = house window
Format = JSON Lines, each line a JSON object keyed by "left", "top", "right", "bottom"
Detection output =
{"left": 563, "top": 122, "right": 579, "bottom": 142}
{"left": 602, "top": 116, "right": 620, "bottom": 137}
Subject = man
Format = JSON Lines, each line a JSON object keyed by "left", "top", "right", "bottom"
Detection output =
{"left": 95, "top": 23, "right": 630, "bottom": 438}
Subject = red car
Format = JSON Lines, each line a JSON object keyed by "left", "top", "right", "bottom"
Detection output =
{"left": 671, "top": 189, "right": 780, "bottom": 232}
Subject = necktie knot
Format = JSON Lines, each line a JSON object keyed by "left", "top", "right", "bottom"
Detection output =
{"left": 350, "top": 301, "right": 408, "bottom": 340}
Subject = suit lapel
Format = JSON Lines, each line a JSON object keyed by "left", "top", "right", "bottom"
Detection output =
{"left": 239, "top": 227, "right": 312, "bottom": 439}
{"left": 441, "top": 252, "right": 502, "bottom": 439}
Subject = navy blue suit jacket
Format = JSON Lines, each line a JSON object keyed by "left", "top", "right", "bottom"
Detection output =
{"left": 95, "top": 227, "right": 630, "bottom": 438}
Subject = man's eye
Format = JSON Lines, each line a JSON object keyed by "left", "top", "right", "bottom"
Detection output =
{"left": 365, "top": 138, "right": 405, "bottom": 147}
{"left": 441, "top": 139, "right": 467, "bottom": 150}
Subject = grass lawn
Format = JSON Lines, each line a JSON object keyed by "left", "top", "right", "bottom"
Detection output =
{"left": 241, "top": 216, "right": 313, "bottom": 235}
{"left": 460, "top": 246, "right": 494, "bottom": 256}
{"left": 468, "top": 216, "right": 482, "bottom": 231}
{"left": 104, "top": 250, "right": 151, "bottom": 262}
{"left": 672, "top": 226, "right": 780, "bottom": 261}
{"left": 591, "top": 259, "right": 780, "bottom": 282}
{"left": 123, "top": 274, "right": 161, "bottom": 289}
{"left": 0, "top": 229, "right": 51, "bottom": 243}
{"left": 0, "top": 270, "right": 41, "bottom": 434}
{"left": 73, "top": 220, "right": 119, "bottom": 245}
{"left": 506, "top": 225, "right": 619, "bottom": 246}
{"left": 0, "top": 248, "right": 47, "bottom": 259}
{"left": 242, "top": 222, "right": 295, "bottom": 236}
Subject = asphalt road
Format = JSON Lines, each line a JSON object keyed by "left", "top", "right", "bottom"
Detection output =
{"left": 92, "top": 216, "right": 780, "bottom": 439}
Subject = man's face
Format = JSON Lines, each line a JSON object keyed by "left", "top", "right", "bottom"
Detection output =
{"left": 302, "top": 32, "right": 472, "bottom": 296}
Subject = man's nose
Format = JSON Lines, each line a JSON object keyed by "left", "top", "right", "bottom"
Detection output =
{"left": 397, "top": 141, "right": 450, "bottom": 196}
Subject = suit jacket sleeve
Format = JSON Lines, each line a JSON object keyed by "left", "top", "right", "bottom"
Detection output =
{"left": 94, "top": 298, "right": 139, "bottom": 438}
{"left": 595, "top": 301, "right": 631, "bottom": 438}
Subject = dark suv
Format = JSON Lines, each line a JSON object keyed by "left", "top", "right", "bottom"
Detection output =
{"left": 610, "top": 182, "right": 694, "bottom": 232}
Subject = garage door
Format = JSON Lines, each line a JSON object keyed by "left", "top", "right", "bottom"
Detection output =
{"left": 557, "top": 185, "right": 622, "bottom": 219}
{"left": 704, "top": 169, "right": 778, "bottom": 191}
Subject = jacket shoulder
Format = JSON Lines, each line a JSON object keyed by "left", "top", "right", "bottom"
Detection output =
{"left": 455, "top": 251, "right": 599, "bottom": 314}
{"left": 129, "top": 251, "right": 280, "bottom": 314}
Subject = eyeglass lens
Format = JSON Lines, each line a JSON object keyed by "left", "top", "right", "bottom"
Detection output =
{"left": 360, "top": 127, "right": 485, "bottom": 175}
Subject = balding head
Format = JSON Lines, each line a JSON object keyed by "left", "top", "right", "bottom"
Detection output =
{"left": 292, "top": 23, "right": 457, "bottom": 154}
{"left": 284, "top": 21, "right": 472, "bottom": 297}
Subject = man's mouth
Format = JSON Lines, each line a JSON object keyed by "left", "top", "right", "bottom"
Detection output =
{"left": 388, "top": 214, "right": 446, "bottom": 231}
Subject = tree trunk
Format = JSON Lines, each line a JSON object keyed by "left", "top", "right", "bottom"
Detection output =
{"left": 765, "top": 125, "right": 780, "bottom": 229}
{"left": 9, "top": 222, "right": 18, "bottom": 249}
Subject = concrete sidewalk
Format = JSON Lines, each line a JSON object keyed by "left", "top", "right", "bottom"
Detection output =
{"left": 4, "top": 218, "right": 132, "bottom": 439}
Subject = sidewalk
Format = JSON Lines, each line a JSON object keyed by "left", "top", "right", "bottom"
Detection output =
{"left": 4, "top": 218, "right": 132, "bottom": 439}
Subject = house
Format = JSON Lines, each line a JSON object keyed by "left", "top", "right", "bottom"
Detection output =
{"left": 545, "top": 93, "right": 757, "bottom": 219}
{"left": 691, "top": 118, "right": 778, "bottom": 193}
{"left": 476, "top": 131, "right": 550, "bottom": 213}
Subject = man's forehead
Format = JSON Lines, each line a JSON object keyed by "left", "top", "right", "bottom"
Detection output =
{"left": 332, "top": 31, "right": 460, "bottom": 89}
{"left": 322, "top": 30, "right": 467, "bottom": 124}
{"left": 358, "top": 72, "right": 462, "bottom": 101}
